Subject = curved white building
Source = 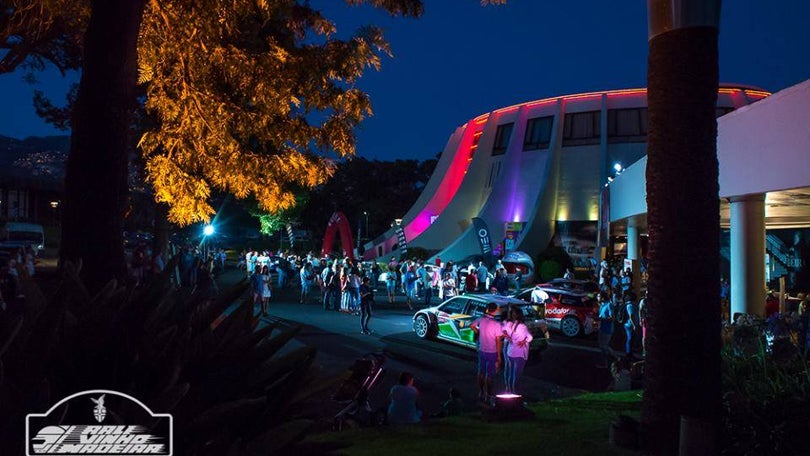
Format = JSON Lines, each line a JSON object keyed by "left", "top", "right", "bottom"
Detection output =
{"left": 609, "top": 78, "right": 810, "bottom": 320}
{"left": 363, "top": 85, "right": 769, "bottom": 264}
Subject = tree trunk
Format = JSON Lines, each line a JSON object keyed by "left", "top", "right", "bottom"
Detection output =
{"left": 153, "top": 201, "right": 170, "bottom": 259}
{"left": 60, "top": 0, "right": 146, "bottom": 292}
{"left": 643, "top": 26, "right": 721, "bottom": 454}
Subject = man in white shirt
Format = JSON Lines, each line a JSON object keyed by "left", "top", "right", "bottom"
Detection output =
{"left": 470, "top": 302, "right": 503, "bottom": 403}
{"left": 530, "top": 285, "right": 550, "bottom": 304}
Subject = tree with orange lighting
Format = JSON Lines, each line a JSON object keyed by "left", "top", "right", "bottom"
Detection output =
{"left": 1, "top": 0, "right": 423, "bottom": 290}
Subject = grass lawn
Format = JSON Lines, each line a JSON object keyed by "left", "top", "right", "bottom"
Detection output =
{"left": 305, "top": 391, "right": 642, "bottom": 456}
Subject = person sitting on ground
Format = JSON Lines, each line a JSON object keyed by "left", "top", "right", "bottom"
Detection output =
{"left": 432, "top": 387, "right": 464, "bottom": 418}
{"left": 387, "top": 371, "right": 422, "bottom": 425}
{"left": 609, "top": 356, "right": 633, "bottom": 391}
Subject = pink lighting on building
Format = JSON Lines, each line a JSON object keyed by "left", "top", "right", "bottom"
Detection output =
{"left": 364, "top": 85, "right": 767, "bottom": 260}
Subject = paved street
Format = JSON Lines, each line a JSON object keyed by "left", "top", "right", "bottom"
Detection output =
{"left": 218, "top": 269, "right": 617, "bottom": 420}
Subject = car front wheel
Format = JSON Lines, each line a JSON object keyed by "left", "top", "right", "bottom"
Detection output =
{"left": 413, "top": 314, "right": 434, "bottom": 339}
{"left": 560, "top": 316, "right": 582, "bottom": 338}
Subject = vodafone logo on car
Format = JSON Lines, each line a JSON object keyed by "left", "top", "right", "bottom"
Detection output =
{"left": 545, "top": 307, "right": 575, "bottom": 316}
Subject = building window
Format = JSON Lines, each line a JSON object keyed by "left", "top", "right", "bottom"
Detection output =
{"left": 715, "top": 107, "right": 734, "bottom": 118}
{"left": 607, "top": 108, "right": 647, "bottom": 143}
{"left": 523, "top": 116, "right": 554, "bottom": 150}
{"left": 492, "top": 123, "right": 514, "bottom": 156}
{"left": 468, "top": 131, "right": 482, "bottom": 161}
{"left": 562, "top": 111, "right": 600, "bottom": 146}
{"left": 487, "top": 161, "right": 502, "bottom": 188}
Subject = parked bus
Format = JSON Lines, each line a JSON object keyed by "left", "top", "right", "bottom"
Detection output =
{"left": 0, "top": 222, "right": 45, "bottom": 254}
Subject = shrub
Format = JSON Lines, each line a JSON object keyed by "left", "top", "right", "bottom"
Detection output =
{"left": 0, "top": 260, "right": 321, "bottom": 455}
{"left": 721, "top": 314, "right": 810, "bottom": 455}
{"left": 535, "top": 246, "right": 572, "bottom": 281}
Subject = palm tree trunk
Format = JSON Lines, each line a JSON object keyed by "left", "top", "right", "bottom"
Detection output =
{"left": 60, "top": 0, "right": 146, "bottom": 292}
{"left": 643, "top": 24, "right": 721, "bottom": 454}
{"left": 153, "top": 201, "right": 171, "bottom": 259}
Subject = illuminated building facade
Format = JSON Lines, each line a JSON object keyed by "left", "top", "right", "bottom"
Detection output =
{"left": 362, "top": 85, "right": 769, "bottom": 265}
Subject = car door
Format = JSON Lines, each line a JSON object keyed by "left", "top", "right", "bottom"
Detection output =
{"left": 453, "top": 300, "right": 485, "bottom": 346}
{"left": 543, "top": 292, "right": 565, "bottom": 330}
{"left": 435, "top": 297, "right": 470, "bottom": 342}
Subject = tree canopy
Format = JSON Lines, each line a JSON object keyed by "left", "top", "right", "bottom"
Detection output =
{"left": 138, "top": 0, "right": 422, "bottom": 225}
{"left": 1, "top": 0, "right": 424, "bottom": 225}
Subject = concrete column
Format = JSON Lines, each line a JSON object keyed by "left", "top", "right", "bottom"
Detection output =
{"left": 627, "top": 223, "right": 639, "bottom": 260}
{"left": 729, "top": 194, "right": 766, "bottom": 320}
{"left": 627, "top": 221, "right": 641, "bottom": 295}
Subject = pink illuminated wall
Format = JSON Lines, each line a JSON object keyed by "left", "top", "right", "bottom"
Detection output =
{"left": 363, "top": 117, "right": 487, "bottom": 259}
{"left": 363, "top": 85, "right": 770, "bottom": 261}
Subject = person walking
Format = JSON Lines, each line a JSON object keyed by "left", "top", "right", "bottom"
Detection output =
{"left": 260, "top": 265, "right": 272, "bottom": 316}
{"left": 621, "top": 268, "right": 633, "bottom": 294}
{"left": 322, "top": 264, "right": 337, "bottom": 310}
{"left": 404, "top": 265, "right": 417, "bottom": 310}
{"left": 493, "top": 269, "right": 509, "bottom": 296}
{"left": 359, "top": 276, "right": 374, "bottom": 334}
{"left": 623, "top": 290, "right": 640, "bottom": 357}
{"left": 442, "top": 272, "right": 457, "bottom": 299}
{"left": 638, "top": 290, "right": 648, "bottom": 357}
{"left": 502, "top": 306, "right": 535, "bottom": 394}
{"left": 300, "top": 263, "right": 314, "bottom": 304}
{"left": 370, "top": 261, "right": 381, "bottom": 290}
{"left": 464, "top": 270, "right": 478, "bottom": 293}
{"left": 470, "top": 302, "right": 503, "bottom": 404}
{"left": 423, "top": 266, "right": 435, "bottom": 306}
{"left": 513, "top": 268, "right": 523, "bottom": 291}
{"left": 596, "top": 291, "right": 616, "bottom": 368}
{"left": 250, "top": 266, "right": 263, "bottom": 315}
{"left": 349, "top": 266, "right": 362, "bottom": 314}
{"left": 476, "top": 261, "right": 489, "bottom": 292}
{"left": 385, "top": 267, "right": 398, "bottom": 304}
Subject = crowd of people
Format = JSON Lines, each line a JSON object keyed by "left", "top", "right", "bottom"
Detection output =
{"left": 239, "top": 250, "right": 532, "bottom": 336}
{"left": 0, "top": 245, "right": 35, "bottom": 311}
{"left": 591, "top": 258, "right": 646, "bottom": 386}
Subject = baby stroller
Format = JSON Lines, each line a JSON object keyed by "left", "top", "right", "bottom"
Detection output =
{"left": 332, "top": 353, "right": 387, "bottom": 430}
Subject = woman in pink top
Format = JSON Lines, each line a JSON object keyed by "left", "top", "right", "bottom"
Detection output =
{"left": 503, "top": 306, "right": 534, "bottom": 394}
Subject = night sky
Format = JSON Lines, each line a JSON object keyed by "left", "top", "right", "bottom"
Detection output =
{"left": 1, "top": 1, "right": 809, "bottom": 162}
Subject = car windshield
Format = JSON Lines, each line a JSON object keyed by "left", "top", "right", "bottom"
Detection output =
{"left": 439, "top": 298, "right": 466, "bottom": 314}
{"left": 7, "top": 231, "right": 42, "bottom": 243}
{"left": 496, "top": 304, "right": 540, "bottom": 320}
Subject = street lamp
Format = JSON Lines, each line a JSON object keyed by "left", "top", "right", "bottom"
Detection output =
{"left": 203, "top": 224, "right": 215, "bottom": 258}
{"left": 363, "top": 211, "right": 369, "bottom": 240}
{"left": 49, "top": 201, "right": 60, "bottom": 225}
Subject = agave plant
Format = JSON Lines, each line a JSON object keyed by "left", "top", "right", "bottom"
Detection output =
{"left": 0, "top": 259, "right": 327, "bottom": 455}
{"left": 721, "top": 314, "right": 810, "bottom": 455}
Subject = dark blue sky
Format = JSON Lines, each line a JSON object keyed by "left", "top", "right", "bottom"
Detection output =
{"left": 1, "top": 1, "right": 809, "bottom": 162}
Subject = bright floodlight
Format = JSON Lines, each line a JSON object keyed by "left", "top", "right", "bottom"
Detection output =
{"left": 613, "top": 162, "right": 623, "bottom": 172}
{"left": 203, "top": 224, "right": 215, "bottom": 236}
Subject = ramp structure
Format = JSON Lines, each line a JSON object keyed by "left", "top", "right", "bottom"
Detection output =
{"left": 362, "top": 86, "right": 768, "bottom": 265}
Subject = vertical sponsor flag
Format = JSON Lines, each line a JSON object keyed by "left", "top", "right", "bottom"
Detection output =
{"left": 286, "top": 224, "right": 295, "bottom": 248}
{"left": 394, "top": 224, "right": 408, "bottom": 258}
{"left": 471, "top": 217, "right": 495, "bottom": 266}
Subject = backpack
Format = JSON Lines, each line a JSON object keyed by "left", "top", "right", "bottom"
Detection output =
{"left": 613, "top": 296, "right": 628, "bottom": 325}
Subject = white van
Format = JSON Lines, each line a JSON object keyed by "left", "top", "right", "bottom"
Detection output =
{"left": 0, "top": 222, "right": 46, "bottom": 254}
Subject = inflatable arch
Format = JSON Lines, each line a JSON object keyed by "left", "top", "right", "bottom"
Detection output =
{"left": 321, "top": 212, "right": 355, "bottom": 259}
